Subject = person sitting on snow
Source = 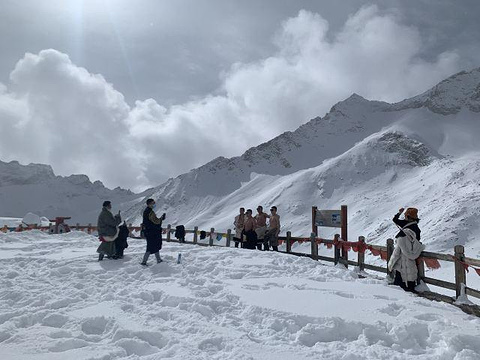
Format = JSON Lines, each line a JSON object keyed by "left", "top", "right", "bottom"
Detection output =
{"left": 388, "top": 207, "right": 424, "bottom": 292}
{"left": 96, "top": 201, "right": 122, "bottom": 261}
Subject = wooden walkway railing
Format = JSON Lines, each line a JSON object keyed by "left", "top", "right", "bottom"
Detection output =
{"left": 8, "top": 223, "right": 480, "bottom": 310}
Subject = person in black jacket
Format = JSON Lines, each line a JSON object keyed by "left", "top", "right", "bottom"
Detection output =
{"left": 140, "top": 198, "right": 165, "bottom": 266}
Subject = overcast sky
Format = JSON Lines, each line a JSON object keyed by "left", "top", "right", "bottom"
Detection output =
{"left": 1, "top": 0, "right": 479, "bottom": 191}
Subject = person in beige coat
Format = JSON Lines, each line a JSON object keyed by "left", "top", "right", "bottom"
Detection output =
{"left": 388, "top": 207, "right": 424, "bottom": 292}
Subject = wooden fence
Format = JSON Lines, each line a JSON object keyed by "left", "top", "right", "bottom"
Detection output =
{"left": 8, "top": 223, "right": 480, "bottom": 307}
{"left": 159, "top": 225, "right": 480, "bottom": 304}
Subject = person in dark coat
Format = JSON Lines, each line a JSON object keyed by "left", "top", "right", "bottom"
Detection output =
{"left": 175, "top": 225, "right": 186, "bottom": 243}
{"left": 114, "top": 222, "right": 129, "bottom": 259}
{"left": 96, "top": 201, "right": 122, "bottom": 261}
{"left": 140, "top": 198, "right": 165, "bottom": 266}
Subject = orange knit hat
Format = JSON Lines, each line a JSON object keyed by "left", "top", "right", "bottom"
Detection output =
{"left": 405, "top": 207, "right": 419, "bottom": 220}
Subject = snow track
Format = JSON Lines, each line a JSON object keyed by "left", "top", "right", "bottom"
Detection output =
{"left": 1, "top": 231, "right": 480, "bottom": 359}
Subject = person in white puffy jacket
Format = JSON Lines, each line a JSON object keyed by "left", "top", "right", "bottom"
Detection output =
{"left": 388, "top": 207, "right": 425, "bottom": 292}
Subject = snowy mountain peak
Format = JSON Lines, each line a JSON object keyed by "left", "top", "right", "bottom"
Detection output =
{"left": 328, "top": 93, "right": 389, "bottom": 116}
{"left": 395, "top": 67, "right": 480, "bottom": 114}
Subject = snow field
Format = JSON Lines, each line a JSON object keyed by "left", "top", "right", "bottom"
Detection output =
{"left": 1, "top": 231, "right": 480, "bottom": 359}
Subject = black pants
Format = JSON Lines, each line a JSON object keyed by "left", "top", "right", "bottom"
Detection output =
{"left": 264, "top": 244, "right": 278, "bottom": 251}
{"left": 244, "top": 230, "right": 257, "bottom": 250}
{"left": 393, "top": 271, "right": 416, "bottom": 292}
{"left": 233, "top": 237, "right": 241, "bottom": 248}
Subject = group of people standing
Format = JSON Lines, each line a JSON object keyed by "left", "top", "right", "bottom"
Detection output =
{"left": 233, "top": 206, "right": 281, "bottom": 251}
{"left": 96, "top": 198, "right": 424, "bottom": 294}
{"left": 96, "top": 199, "right": 165, "bottom": 266}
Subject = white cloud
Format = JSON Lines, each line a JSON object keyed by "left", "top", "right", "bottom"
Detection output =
{"left": 0, "top": 6, "right": 460, "bottom": 191}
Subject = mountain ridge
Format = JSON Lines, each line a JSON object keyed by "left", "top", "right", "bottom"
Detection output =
{"left": 122, "top": 67, "right": 480, "bottom": 255}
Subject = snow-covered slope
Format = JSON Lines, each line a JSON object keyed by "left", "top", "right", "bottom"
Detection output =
{"left": 0, "top": 160, "right": 144, "bottom": 223}
{"left": 125, "top": 68, "right": 480, "bottom": 255}
{"left": 1, "top": 230, "right": 479, "bottom": 359}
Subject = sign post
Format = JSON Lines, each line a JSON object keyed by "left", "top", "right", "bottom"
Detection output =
{"left": 312, "top": 205, "right": 348, "bottom": 267}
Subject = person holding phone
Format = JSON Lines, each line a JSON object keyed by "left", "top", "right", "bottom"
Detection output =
{"left": 388, "top": 207, "right": 424, "bottom": 292}
{"left": 140, "top": 198, "right": 165, "bottom": 266}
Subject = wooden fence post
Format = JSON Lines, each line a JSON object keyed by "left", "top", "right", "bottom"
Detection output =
{"left": 193, "top": 226, "right": 198, "bottom": 244}
{"left": 209, "top": 228, "right": 214, "bottom": 246}
{"left": 386, "top": 238, "right": 394, "bottom": 278}
{"left": 334, "top": 234, "right": 340, "bottom": 265}
{"left": 166, "top": 224, "right": 171, "bottom": 242}
{"left": 417, "top": 257, "right": 425, "bottom": 284}
{"left": 286, "top": 231, "right": 292, "bottom": 253}
{"left": 310, "top": 232, "right": 318, "bottom": 260}
{"left": 357, "top": 236, "right": 365, "bottom": 272}
{"left": 454, "top": 245, "right": 466, "bottom": 299}
{"left": 342, "top": 239, "right": 348, "bottom": 269}
{"left": 226, "top": 229, "right": 232, "bottom": 247}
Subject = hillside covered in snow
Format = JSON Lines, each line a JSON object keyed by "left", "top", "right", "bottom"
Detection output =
{"left": 0, "top": 160, "right": 144, "bottom": 224}
{"left": 124, "top": 68, "right": 480, "bottom": 256}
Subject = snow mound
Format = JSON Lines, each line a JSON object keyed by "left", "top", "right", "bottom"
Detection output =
{"left": 22, "top": 212, "right": 41, "bottom": 226}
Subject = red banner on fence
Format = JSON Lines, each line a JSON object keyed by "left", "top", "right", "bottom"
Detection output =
{"left": 421, "top": 257, "right": 441, "bottom": 270}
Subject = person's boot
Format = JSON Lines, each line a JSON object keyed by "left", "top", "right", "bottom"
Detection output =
{"left": 141, "top": 252, "right": 150, "bottom": 266}
{"left": 98, "top": 253, "right": 104, "bottom": 261}
{"left": 155, "top": 252, "right": 162, "bottom": 263}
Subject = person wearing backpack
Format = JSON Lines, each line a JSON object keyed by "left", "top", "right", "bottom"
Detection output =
{"left": 388, "top": 207, "right": 424, "bottom": 292}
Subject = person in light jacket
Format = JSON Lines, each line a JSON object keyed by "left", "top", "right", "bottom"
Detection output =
{"left": 233, "top": 208, "right": 245, "bottom": 248}
{"left": 388, "top": 207, "right": 424, "bottom": 292}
